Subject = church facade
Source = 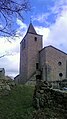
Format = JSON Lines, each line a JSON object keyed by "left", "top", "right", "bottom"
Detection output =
{"left": 39, "top": 46, "right": 67, "bottom": 82}
{"left": 15, "top": 23, "right": 67, "bottom": 84}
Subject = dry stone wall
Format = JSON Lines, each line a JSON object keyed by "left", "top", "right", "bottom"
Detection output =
{"left": 33, "top": 80, "right": 67, "bottom": 110}
{"left": 0, "top": 76, "right": 15, "bottom": 96}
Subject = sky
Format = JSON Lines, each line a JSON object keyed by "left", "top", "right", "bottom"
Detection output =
{"left": 0, "top": 0, "right": 67, "bottom": 77}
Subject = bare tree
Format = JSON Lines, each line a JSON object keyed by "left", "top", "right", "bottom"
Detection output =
{"left": 0, "top": 0, "right": 30, "bottom": 37}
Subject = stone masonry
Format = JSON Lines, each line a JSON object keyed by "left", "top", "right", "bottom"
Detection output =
{"left": 19, "top": 23, "right": 42, "bottom": 83}
{"left": 39, "top": 46, "right": 67, "bottom": 81}
{"left": 33, "top": 80, "right": 67, "bottom": 110}
{"left": 15, "top": 23, "right": 67, "bottom": 84}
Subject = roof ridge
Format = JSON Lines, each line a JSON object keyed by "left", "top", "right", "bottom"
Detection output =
{"left": 39, "top": 45, "right": 67, "bottom": 55}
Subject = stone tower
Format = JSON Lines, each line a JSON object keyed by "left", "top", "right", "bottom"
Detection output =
{"left": 20, "top": 23, "right": 42, "bottom": 83}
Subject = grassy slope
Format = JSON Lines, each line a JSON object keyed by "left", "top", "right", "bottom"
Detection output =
{"left": 0, "top": 84, "right": 67, "bottom": 119}
{"left": 0, "top": 85, "right": 35, "bottom": 119}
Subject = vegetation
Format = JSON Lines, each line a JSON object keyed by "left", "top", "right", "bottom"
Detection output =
{"left": 0, "top": 84, "right": 67, "bottom": 119}
{"left": 0, "top": 85, "right": 34, "bottom": 119}
{"left": 33, "top": 107, "right": 67, "bottom": 119}
{"left": 0, "top": 0, "right": 30, "bottom": 37}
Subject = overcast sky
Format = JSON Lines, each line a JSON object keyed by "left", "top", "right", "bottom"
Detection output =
{"left": 0, "top": 0, "right": 67, "bottom": 77}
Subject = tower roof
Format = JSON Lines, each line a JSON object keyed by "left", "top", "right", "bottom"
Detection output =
{"left": 27, "top": 23, "right": 37, "bottom": 34}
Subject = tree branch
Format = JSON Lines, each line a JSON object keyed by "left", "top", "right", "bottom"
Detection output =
{"left": 0, "top": 0, "right": 31, "bottom": 37}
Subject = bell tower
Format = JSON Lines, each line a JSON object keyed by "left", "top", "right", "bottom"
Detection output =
{"left": 20, "top": 23, "right": 42, "bottom": 83}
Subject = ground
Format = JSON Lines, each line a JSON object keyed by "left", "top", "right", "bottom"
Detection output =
{"left": 0, "top": 85, "right": 35, "bottom": 119}
{"left": 0, "top": 84, "right": 67, "bottom": 119}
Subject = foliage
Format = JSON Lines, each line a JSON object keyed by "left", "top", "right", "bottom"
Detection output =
{"left": 0, "top": 85, "right": 34, "bottom": 119}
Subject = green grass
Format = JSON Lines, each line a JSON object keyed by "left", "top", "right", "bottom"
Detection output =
{"left": 0, "top": 84, "right": 67, "bottom": 119}
{"left": 0, "top": 85, "right": 35, "bottom": 119}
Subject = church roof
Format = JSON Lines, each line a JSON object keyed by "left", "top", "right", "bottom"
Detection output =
{"left": 39, "top": 45, "right": 67, "bottom": 55}
{"left": 27, "top": 23, "right": 37, "bottom": 34}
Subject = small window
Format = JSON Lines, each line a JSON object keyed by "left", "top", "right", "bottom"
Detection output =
{"left": 58, "top": 62, "right": 62, "bottom": 66}
{"left": 59, "top": 73, "right": 63, "bottom": 77}
{"left": 36, "top": 63, "right": 39, "bottom": 70}
{"left": 35, "top": 37, "right": 37, "bottom": 41}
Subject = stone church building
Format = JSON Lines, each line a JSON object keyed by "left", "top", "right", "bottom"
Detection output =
{"left": 15, "top": 23, "right": 67, "bottom": 84}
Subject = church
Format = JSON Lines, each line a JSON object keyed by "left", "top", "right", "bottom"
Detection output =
{"left": 14, "top": 23, "right": 67, "bottom": 85}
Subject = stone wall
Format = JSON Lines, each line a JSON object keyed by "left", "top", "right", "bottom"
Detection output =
{"left": 20, "top": 35, "right": 28, "bottom": 83}
{"left": 39, "top": 46, "right": 67, "bottom": 81}
{"left": 33, "top": 80, "right": 67, "bottom": 110}
{"left": 20, "top": 30, "right": 42, "bottom": 84}
{"left": 0, "top": 76, "right": 15, "bottom": 96}
{"left": 27, "top": 33, "right": 42, "bottom": 80}
{"left": 0, "top": 68, "right": 5, "bottom": 78}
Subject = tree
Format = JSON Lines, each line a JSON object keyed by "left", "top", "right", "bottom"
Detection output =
{"left": 0, "top": 0, "right": 30, "bottom": 37}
